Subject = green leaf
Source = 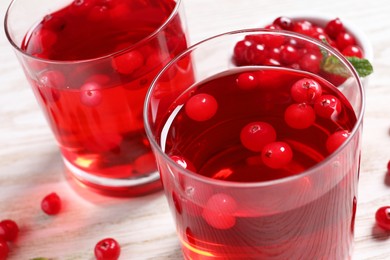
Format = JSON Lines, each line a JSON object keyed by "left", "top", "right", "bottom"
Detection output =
{"left": 346, "top": 56, "right": 374, "bottom": 77}
{"left": 321, "top": 55, "right": 373, "bottom": 78}
{"left": 322, "top": 55, "right": 350, "bottom": 78}
{"left": 320, "top": 38, "right": 373, "bottom": 78}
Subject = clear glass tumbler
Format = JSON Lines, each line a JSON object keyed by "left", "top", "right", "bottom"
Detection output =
{"left": 5, "top": 0, "right": 189, "bottom": 196}
{"left": 144, "top": 29, "right": 364, "bottom": 259}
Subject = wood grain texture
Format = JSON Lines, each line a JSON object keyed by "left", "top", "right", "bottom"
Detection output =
{"left": 1, "top": 0, "right": 390, "bottom": 259}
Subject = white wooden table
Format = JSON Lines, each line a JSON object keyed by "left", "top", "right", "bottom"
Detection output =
{"left": 1, "top": 0, "right": 390, "bottom": 259}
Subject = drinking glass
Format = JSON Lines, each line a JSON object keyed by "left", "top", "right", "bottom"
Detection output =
{"left": 144, "top": 29, "right": 364, "bottom": 259}
{"left": 5, "top": 0, "right": 189, "bottom": 196}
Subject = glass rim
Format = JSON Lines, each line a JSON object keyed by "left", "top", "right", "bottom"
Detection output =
{"left": 144, "top": 28, "right": 365, "bottom": 188}
{"left": 4, "top": 0, "right": 182, "bottom": 65}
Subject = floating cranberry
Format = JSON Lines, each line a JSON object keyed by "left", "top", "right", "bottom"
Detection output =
{"left": 290, "top": 78, "right": 322, "bottom": 104}
{"left": 112, "top": 50, "right": 144, "bottom": 75}
{"left": 261, "top": 141, "right": 293, "bottom": 169}
{"left": 185, "top": 93, "right": 218, "bottom": 122}
{"left": 202, "top": 193, "right": 237, "bottom": 230}
{"left": 236, "top": 72, "right": 258, "bottom": 90}
{"left": 342, "top": 45, "right": 364, "bottom": 58}
{"left": 39, "top": 70, "right": 65, "bottom": 89}
{"left": 314, "top": 94, "right": 342, "bottom": 118}
{"left": 41, "top": 192, "right": 62, "bottom": 215}
{"left": 284, "top": 103, "right": 316, "bottom": 129}
{"left": 33, "top": 28, "right": 58, "bottom": 51}
{"left": 326, "top": 130, "right": 350, "bottom": 153}
{"left": 80, "top": 82, "right": 103, "bottom": 107}
{"left": 273, "top": 16, "right": 294, "bottom": 30}
{"left": 0, "top": 220, "right": 19, "bottom": 242}
{"left": 336, "top": 32, "right": 356, "bottom": 51}
{"left": 325, "top": 18, "right": 344, "bottom": 39}
{"left": 94, "top": 238, "right": 121, "bottom": 260}
{"left": 375, "top": 206, "right": 390, "bottom": 231}
{"left": 170, "top": 155, "right": 196, "bottom": 172}
{"left": 240, "top": 121, "right": 277, "bottom": 152}
{"left": 0, "top": 239, "right": 9, "bottom": 260}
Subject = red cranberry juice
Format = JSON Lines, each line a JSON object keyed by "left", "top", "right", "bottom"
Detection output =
{"left": 160, "top": 67, "right": 359, "bottom": 259}
{"left": 20, "top": 0, "right": 188, "bottom": 181}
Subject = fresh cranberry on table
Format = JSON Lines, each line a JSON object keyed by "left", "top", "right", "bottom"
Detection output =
{"left": 0, "top": 220, "right": 19, "bottom": 242}
{"left": 41, "top": 192, "right": 62, "bottom": 215}
{"left": 94, "top": 238, "right": 121, "bottom": 260}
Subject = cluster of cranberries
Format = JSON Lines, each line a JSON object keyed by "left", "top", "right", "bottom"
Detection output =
{"left": 183, "top": 74, "right": 349, "bottom": 170}
{"left": 0, "top": 219, "right": 19, "bottom": 260}
{"left": 233, "top": 16, "right": 364, "bottom": 73}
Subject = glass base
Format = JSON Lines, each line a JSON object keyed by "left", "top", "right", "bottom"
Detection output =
{"left": 63, "top": 158, "right": 162, "bottom": 197}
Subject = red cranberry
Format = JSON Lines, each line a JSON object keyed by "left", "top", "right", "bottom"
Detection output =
{"left": 298, "top": 53, "right": 322, "bottom": 74}
{"left": 236, "top": 72, "right": 258, "bottom": 90}
{"left": 246, "top": 44, "right": 267, "bottom": 65}
{"left": 0, "top": 239, "right": 9, "bottom": 260}
{"left": 290, "top": 78, "right": 322, "bottom": 104}
{"left": 233, "top": 40, "right": 252, "bottom": 65}
{"left": 325, "top": 18, "right": 344, "bottom": 39}
{"left": 375, "top": 206, "right": 390, "bottom": 231}
{"left": 240, "top": 121, "right": 277, "bottom": 152}
{"left": 293, "top": 20, "right": 314, "bottom": 36}
{"left": 0, "top": 220, "right": 19, "bottom": 242}
{"left": 273, "top": 16, "right": 294, "bottom": 30}
{"left": 185, "top": 93, "right": 218, "bottom": 121}
{"left": 41, "top": 192, "right": 62, "bottom": 215}
{"left": 112, "top": 50, "right": 144, "bottom": 75}
{"left": 313, "top": 94, "right": 342, "bottom": 118}
{"left": 326, "top": 130, "right": 350, "bottom": 153}
{"left": 336, "top": 32, "right": 356, "bottom": 51}
{"left": 80, "top": 82, "right": 103, "bottom": 107}
{"left": 258, "top": 34, "right": 285, "bottom": 49}
{"left": 284, "top": 103, "right": 316, "bottom": 129}
{"left": 202, "top": 193, "right": 237, "bottom": 230}
{"left": 267, "top": 47, "right": 281, "bottom": 60}
{"left": 33, "top": 29, "right": 58, "bottom": 50}
{"left": 170, "top": 155, "right": 196, "bottom": 172}
{"left": 94, "top": 238, "right": 121, "bottom": 260}
{"left": 280, "top": 44, "right": 300, "bottom": 65}
{"left": 261, "top": 141, "right": 293, "bottom": 169}
{"left": 39, "top": 70, "right": 65, "bottom": 88}
{"left": 342, "top": 45, "right": 364, "bottom": 58}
